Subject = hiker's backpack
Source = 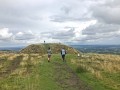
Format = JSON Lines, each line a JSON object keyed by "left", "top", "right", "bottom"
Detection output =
{"left": 61, "top": 49, "right": 66, "bottom": 55}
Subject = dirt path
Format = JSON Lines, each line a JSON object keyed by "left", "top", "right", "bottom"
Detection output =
{"left": 53, "top": 62, "right": 91, "bottom": 90}
{"left": 0, "top": 56, "right": 23, "bottom": 78}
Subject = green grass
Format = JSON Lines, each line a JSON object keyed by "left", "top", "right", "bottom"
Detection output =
{"left": 66, "top": 54, "right": 120, "bottom": 90}
{"left": 0, "top": 54, "right": 79, "bottom": 90}
{"left": 0, "top": 55, "right": 63, "bottom": 90}
{"left": 0, "top": 53, "right": 120, "bottom": 90}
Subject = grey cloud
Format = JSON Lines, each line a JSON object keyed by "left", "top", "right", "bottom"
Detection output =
{"left": 91, "top": 0, "right": 120, "bottom": 24}
{"left": 52, "top": 31, "right": 74, "bottom": 39}
{"left": 50, "top": 0, "right": 105, "bottom": 23}
{"left": 0, "top": 0, "right": 50, "bottom": 31}
{"left": 14, "top": 32, "right": 35, "bottom": 40}
{"left": 50, "top": 15, "right": 91, "bottom": 22}
{"left": 41, "top": 28, "right": 75, "bottom": 40}
{"left": 40, "top": 32, "right": 52, "bottom": 38}
{"left": 0, "top": 7, "right": 43, "bottom": 29}
{"left": 82, "top": 23, "right": 120, "bottom": 35}
{"left": 79, "top": 22, "right": 120, "bottom": 43}
{"left": 61, "top": 6, "right": 71, "bottom": 15}
{"left": 74, "top": 33, "right": 120, "bottom": 45}
{"left": 52, "top": 28, "right": 75, "bottom": 39}
{"left": 76, "top": 0, "right": 120, "bottom": 44}
{"left": 50, "top": 0, "right": 92, "bottom": 23}
{"left": 105, "top": 0, "right": 120, "bottom": 7}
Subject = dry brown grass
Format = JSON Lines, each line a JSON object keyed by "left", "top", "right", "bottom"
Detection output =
{"left": 0, "top": 53, "right": 44, "bottom": 76}
{"left": 70, "top": 53, "right": 120, "bottom": 90}
{"left": 71, "top": 53, "right": 120, "bottom": 79}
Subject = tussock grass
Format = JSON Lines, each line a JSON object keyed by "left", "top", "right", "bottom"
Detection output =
{"left": 0, "top": 53, "right": 48, "bottom": 90}
{"left": 69, "top": 53, "right": 120, "bottom": 90}
{"left": 0, "top": 52, "right": 119, "bottom": 90}
{"left": 0, "top": 53, "right": 43, "bottom": 77}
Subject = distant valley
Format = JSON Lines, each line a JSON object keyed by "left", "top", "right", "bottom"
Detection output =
{"left": 71, "top": 45, "right": 120, "bottom": 55}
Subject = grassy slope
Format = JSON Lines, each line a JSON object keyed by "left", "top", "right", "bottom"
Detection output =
{"left": 0, "top": 54, "right": 90, "bottom": 90}
{"left": 0, "top": 54, "right": 62, "bottom": 90}
{"left": 0, "top": 53, "right": 120, "bottom": 90}
{"left": 67, "top": 54, "right": 120, "bottom": 90}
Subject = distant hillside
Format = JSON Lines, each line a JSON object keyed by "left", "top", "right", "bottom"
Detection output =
{"left": 20, "top": 43, "right": 80, "bottom": 54}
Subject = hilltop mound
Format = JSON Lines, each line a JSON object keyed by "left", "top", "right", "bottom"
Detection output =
{"left": 20, "top": 43, "right": 79, "bottom": 54}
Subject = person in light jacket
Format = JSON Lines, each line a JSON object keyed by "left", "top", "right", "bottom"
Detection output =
{"left": 61, "top": 48, "right": 67, "bottom": 62}
{"left": 47, "top": 47, "right": 52, "bottom": 62}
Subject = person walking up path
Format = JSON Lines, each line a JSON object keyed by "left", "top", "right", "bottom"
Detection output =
{"left": 47, "top": 47, "right": 52, "bottom": 62}
{"left": 61, "top": 47, "right": 67, "bottom": 62}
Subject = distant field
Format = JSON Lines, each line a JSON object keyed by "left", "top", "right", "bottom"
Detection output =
{"left": 0, "top": 53, "right": 120, "bottom": 90}
{"left": 71, "top": 45, "right": 120, "bottom": 54}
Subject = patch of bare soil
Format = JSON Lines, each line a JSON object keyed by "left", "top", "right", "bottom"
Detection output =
{"left": 53, "top": 62, "right": 92, "bottom": 90}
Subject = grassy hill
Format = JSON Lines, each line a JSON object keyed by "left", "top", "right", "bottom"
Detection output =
{"left": 20, "top": 43, "right": 79, "bottom": 54}
{"left": 0, "top": 43, "right": 120, "bottom": 90}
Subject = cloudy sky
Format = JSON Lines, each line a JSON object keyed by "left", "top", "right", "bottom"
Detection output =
{"left": 0, "top": 0, "right": 120, "bottom": 47}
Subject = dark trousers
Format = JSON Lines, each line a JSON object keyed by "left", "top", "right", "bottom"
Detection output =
{"left": 62, "top": 55, "right": 65, "bottom": 62}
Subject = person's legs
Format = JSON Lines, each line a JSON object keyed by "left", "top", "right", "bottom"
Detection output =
{"left": 48, "top": 55, "right": 51, "bottom": 62}
{"left": 48, "top": 56, "right": 49, "bottom": 62}
{"left": 62, "top": 55, "right": 65, "bottom": 62}
{"left": 64, "top": 55, "right": 66, "bottom": 62}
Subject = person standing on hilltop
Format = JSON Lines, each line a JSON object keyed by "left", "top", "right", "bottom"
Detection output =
{"left": 61, "top": 47, "right": 67, "bottom": 62}
{"left": 47, "top": 47, "right": 52, "bottom": 62}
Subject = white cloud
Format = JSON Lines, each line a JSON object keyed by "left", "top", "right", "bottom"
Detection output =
{"left": 0, "top": 28, "right": 13, "bottom": 40}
